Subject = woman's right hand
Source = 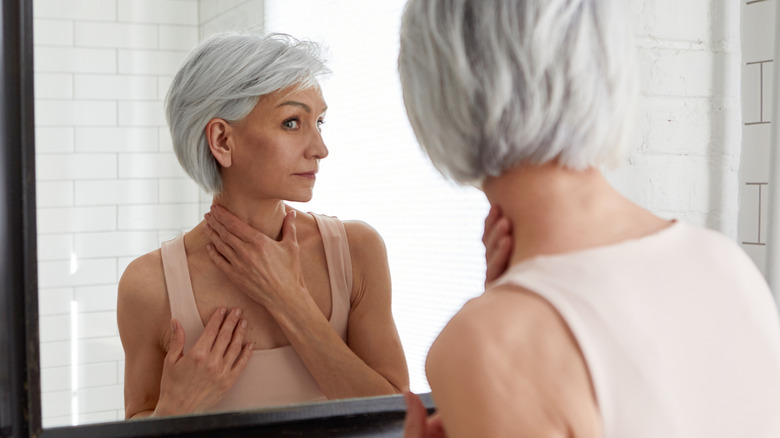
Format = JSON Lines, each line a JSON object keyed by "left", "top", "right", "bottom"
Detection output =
{"left": 154, "top": 307, "right": 253, "bottom": 416}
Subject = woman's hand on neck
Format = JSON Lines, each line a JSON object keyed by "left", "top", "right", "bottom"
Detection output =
{"left": 210, "top": 192, "right": 288, "bottom": 241}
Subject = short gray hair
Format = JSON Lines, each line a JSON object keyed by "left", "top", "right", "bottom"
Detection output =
{"left": 398, "top": 0, "right": 638, "bottom": 186}
{"left": 165, "top": 32, "right": 329, "bottom": 194}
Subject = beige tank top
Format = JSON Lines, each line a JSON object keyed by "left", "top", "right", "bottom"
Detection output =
{"left": 160, "top": 213, "right": 352, "bottom": 411}
{"left": 490, "top": 221, "right": 780, "bottom": 437}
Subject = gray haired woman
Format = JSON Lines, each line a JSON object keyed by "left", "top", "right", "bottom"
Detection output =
{"left": 117, "top": 33, "right": 409, "bottom": 417}
{"left": 399, "top": 0, "right": 780, "bottom": 437}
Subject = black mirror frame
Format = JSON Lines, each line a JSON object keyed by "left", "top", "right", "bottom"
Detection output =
{"left": 1, "top": 0, "right": 39, "bottom": 436}
{"left": 0, "top": 1, "right": 433, "bottom": 436}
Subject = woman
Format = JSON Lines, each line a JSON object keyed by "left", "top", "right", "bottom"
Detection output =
{"left": 117, "top": 33, "right": 409, "bottom": 418}
{"left": 398, "top": 0, "right": 780, "bottom": 437}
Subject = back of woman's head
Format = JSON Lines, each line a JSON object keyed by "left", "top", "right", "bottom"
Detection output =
{"left": 398, "top": 0, "right": 638, "bottom": 186}
{"left": 166, "top": 32, "right": 329, "bottom": 194}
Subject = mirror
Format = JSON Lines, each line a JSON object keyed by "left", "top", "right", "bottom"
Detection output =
{"left": 11, "top": 0, "right": 766, "bottom": 435}
{"left": 32, "top": 0, "right": 487, "bottom": 429}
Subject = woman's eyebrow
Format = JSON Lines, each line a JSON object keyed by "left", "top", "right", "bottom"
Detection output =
{"left": 277, "top": 101, "right": 311, "bottom": 112}
{"left": 276, "top": 101, "right": 328, "bottom": 115}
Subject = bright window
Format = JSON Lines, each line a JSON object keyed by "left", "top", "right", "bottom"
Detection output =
{"left": 266, "top": 1, "right": 489, "bottom": 392}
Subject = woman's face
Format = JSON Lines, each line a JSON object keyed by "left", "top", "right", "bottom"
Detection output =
{"left": 223, "top": 85, "right": 328, "bottom": 203}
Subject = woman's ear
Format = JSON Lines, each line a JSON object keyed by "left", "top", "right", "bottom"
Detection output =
{"left": 206, "top": 118, "right": 233, "bottom": 168}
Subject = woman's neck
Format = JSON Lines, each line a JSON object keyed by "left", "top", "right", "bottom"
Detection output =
{"left": 482, "top": 163, "right": 666, "bottom": 265}
{"left": 211, "top": 192, "right": 287, "bottom": 241}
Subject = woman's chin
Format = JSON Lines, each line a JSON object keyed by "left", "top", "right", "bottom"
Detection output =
{"left": 286, "top": 192, "right": 314, "bottom": 203}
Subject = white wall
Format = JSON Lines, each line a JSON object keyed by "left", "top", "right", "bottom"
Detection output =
{"left": 33, "top": 0, "right": 202, "bottom": 427}
{"left": 607, "top": 1, "right": 742, "bottom": 236}
{"left": 199, "top": 0, "right": 263, "bottom": 40}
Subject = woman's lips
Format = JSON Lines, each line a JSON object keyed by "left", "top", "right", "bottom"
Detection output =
{"left": 294, "top": 172, "right": 316, "bottom": 180}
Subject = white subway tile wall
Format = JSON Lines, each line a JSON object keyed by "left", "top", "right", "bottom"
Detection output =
{"left": 199, "top": 0, "right": 263, "bottom": 40}
{"left": 33, "top": 0, "right": 206, "bottom": 427}
{"left": 740, "top": 0, "right": 776, "bottom": 274}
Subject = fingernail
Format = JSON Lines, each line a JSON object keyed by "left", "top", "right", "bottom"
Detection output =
{"left": 220, "top": 307, "right": 227, "bottom": 315}
{"left": 234, "top": 308, "right": 242, "bottom": 317}
{"left": 171, "top": 320, "right": 176, "bottom": 332}
{"left": 241, "top": 319, "right": 247, "bottom": 328}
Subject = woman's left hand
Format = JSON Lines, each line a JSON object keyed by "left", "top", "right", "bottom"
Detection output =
{"left": 204, "top": 205, "right": 307, "bottom": 310}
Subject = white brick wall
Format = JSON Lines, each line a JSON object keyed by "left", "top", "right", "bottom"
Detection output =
{"left": 33, "top": 0, "right": 203, "bottom": 427}
{"left": 606, "top": 2, "right": 743, "bottom": 236}
{"left": 739, "top": 0, "right": 777, "bottom": 274}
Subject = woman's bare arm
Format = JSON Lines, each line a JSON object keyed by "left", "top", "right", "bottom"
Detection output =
{"left": 276, "top": 219, "right": 409, "bottom": 397}
{"left": 117, "top": 252, "right": 170, "bottom": 419}
{"left": 341, "top": 219, "right": 409, "bottom": 392}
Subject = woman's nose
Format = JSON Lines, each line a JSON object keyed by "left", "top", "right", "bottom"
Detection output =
{"left": 308, "top": 131, "right": 329, "bottom": 159}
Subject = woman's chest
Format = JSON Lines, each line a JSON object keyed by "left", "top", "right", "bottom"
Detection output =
{"left": 186, "top": 241, "right": 334, "bottom": 349}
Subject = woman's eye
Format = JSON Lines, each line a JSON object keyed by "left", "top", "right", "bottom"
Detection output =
{"left": 282, "top": 119, "right": 299, "bottom": 129}
{"left": 317, "top": 119, "right": 325, "bottom": 131}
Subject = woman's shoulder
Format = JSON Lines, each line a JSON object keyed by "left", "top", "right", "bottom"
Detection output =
{"left": 120, "top": 248, "right": 164, "bottom": 289}
{"left": 342, "top": 220, "right": 384, "bottom": 246}
{"left": 431, "top": 288, "right": 564, "bottom": 357}
{"left": 304, "top": 211, "right": 386, "bottom": 255}
{"left": 427, "top": 286, "right": 585, "bottom": 385}
{"left": 117, "top": 248, "right": 169, "bottom": 317}
{"left": 426, "top": 288, "right": 600, "bottom": 435}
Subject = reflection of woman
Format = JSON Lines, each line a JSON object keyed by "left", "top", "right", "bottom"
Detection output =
{"left": 399, "top": 0, "right": 780, "bottom": 437}
{"left": 117, "top": 33, "right": 408, "bottom": 418}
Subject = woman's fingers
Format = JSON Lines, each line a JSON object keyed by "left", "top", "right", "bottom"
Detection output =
{"left": 230, "top": 343, "right": 254, "bottom": 378}
{"left": 206, "top": 242, "right": 235, "bottom": 276}
{"left": 483, "top": 206, "right": 513, "bottom": 284}
{"left": 485, "top": 234, "right": 512, "bottom": 284}
{"left": 192, "top": 307, "right": 227, "bottom": 351}
{"left": 204, "top": 214, "right": 242, "bottom": 262}
{"left": 166, "top": 319, "right": 186, "bottom": 365}
{"left": 427, "top": 413, "right": 447, "bottom": 438}
{"left": 482, "top": 205, "right": 501, "bottom": 246}
{"left": 403, "top": 391, "right": 429, "bottom": 438}
{"left": 222, "top": 315, "right": 248, "bottom": 363}
{"left": 281, "top": 210, "right": 299, "bottom": 246}
{"left": 211, "top": 308, "right": 242, "bottom": 356}
{"left": 210, "top": 204, "right": 261, "bottom": 243}
{"left": 483, "top": 214, "right": 509, "bottom": 252}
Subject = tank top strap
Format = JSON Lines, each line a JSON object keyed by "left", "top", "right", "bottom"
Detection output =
{"left": 160, "top": 234, "right": 204, "bottom": 352}
{"left": 310, "top": 213, "right": 352, "bottom": 341}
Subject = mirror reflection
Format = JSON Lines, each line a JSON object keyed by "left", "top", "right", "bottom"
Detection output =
{"left": 119, "top": 32, "right": 410, "bottom": 417}
{"left": 34, "top": 0, "right": 488, "bottom": 427}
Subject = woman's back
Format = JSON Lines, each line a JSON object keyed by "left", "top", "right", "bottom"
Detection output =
{"left": 488, "top": 221, "right": 780, "bottom": 437}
